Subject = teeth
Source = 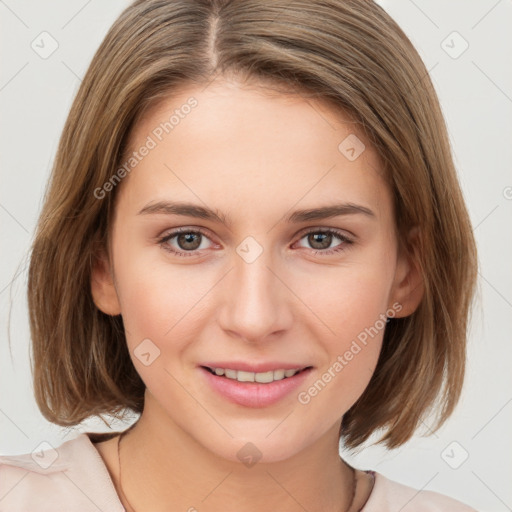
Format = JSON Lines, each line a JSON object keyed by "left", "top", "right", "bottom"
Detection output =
{"left": 225, "top": 369, "right": 237, "bottom": 379}
{"left": 255, "top": 371, "right": 274, "bottom": 383}
{"left": 209, "top": 367, "right": 303, "bottom": 383}
{"left": 273, "top": 369, "right": 285, "bottom": 380}
{"left": 237, "top": 370, "right": 255, "bottom": 382}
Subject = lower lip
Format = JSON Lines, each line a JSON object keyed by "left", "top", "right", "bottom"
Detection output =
{"left": 199, "top": 367, "right": 313, "bottom": 408}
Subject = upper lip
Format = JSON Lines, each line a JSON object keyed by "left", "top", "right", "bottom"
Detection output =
{"left": 200, "top": 361, "right": 313, "bottom": 373}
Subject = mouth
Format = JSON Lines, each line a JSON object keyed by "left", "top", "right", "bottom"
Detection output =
{"left": 199, "top": 364, "right": 314, "bottom": 408}
{"left": 201, "top": 365, "right": 313, "bottom": 384}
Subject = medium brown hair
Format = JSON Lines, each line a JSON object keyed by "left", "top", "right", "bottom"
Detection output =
{"left": 28, "top": 0, "right": 478, "bottom": 449}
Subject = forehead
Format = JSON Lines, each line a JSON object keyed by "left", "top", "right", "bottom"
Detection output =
{"left": 117, "top": 79, "right": 390, "bottom": 222}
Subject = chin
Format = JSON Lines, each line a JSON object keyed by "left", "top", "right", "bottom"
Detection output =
{"left": 199, "top": 426, "right": 318, "bottom": 466}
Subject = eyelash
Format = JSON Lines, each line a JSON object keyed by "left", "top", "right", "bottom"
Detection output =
{"left": 157, "top": 227, "right": 354, "bottom": 258}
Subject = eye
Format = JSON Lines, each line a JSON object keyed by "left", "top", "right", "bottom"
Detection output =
{"left": 295, "top": 228, "right": 354, "bottom": 256}
{"left": 157, "top": 227, "right": 214, "bottom": 257}
{"left": 157, "top": 227, "right": 354, "bottom": 258}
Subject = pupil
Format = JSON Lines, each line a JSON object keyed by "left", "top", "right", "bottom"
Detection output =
{"left": 310, "top": 232, "right": 330, "bottom": 249}
{"left": 179, "top": 232, "right": 201, "bottom": 250}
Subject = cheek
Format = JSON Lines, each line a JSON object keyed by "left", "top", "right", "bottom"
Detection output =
{"left": 298, "top": 253, "right": 394, "bottom": 348}
{"left": 293, "top": 256, "right": 394, "bottom": 411}
{"left": 295, "top": 288, "right": 386, "bottom": 428}
{"left": 112, "top": 245, "right": 216, "bottom": 354}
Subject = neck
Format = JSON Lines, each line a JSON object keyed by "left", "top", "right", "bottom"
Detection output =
{"left": 116, "top": 396, "right": 357, "bottom": 512}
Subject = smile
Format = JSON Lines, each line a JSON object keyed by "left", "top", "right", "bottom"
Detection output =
{"left": 199, "top": 365, "right": 314, "bottom": 408}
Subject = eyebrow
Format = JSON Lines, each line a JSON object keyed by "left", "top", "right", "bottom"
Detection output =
{"left": 137, "top": 200, "right": 376, "bottom": 226}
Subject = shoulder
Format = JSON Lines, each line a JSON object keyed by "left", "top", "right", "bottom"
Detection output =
{"left": 362, "top": 471, "right": 478, "bottom": 512}
{"left": 0, "top": 433, "right": 125, "bottom": 512}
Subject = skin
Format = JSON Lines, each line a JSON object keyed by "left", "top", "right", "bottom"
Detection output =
{"left": 91, "top": 77, "right": 423, "bottom": 512}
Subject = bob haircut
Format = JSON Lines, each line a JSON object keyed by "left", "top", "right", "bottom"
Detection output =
{"left": 28, "top": 0, "right": 478, "bottom": 449}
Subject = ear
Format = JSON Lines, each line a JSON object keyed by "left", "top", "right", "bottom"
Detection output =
{"left": 90, "top": 249, "right": 121, "bottom": 316}
{"left": 388, "top": 226, "right": 424, "bottom": 318}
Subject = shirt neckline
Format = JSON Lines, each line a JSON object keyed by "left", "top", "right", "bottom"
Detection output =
{"left": 83, "top": 432, "right": 126, "bottom": 509}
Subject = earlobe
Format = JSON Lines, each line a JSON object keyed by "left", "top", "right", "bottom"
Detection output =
{"left": 388, "top": 226, "right": 424, "bottom": 318}
{"left": 90, "top": 250, "right": 121, "bottom": 316}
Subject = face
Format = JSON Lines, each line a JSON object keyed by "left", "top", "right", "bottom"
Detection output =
{"left": 92, "top": 78, "right": 421, "bottom": 463}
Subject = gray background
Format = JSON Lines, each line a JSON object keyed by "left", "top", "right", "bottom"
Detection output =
{"left": 1, "top": 1, "right": 511, "bottom": 510}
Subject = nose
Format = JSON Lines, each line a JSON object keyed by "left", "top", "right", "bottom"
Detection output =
{"left": 217, "top": 243, "right": 294, "bottom": 344}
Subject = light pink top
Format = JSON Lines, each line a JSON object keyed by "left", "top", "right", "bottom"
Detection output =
{"left": 0, "top": 433, "right": 478, "bottom": 511}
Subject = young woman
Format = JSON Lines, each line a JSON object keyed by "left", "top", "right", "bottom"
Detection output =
{"left": 0, "top": 0, "right": 478, "bottom": 510}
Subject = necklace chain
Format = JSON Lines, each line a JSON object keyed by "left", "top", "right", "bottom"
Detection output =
{"left": 117, "top": 429, "right": 360, "bottom": 512}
